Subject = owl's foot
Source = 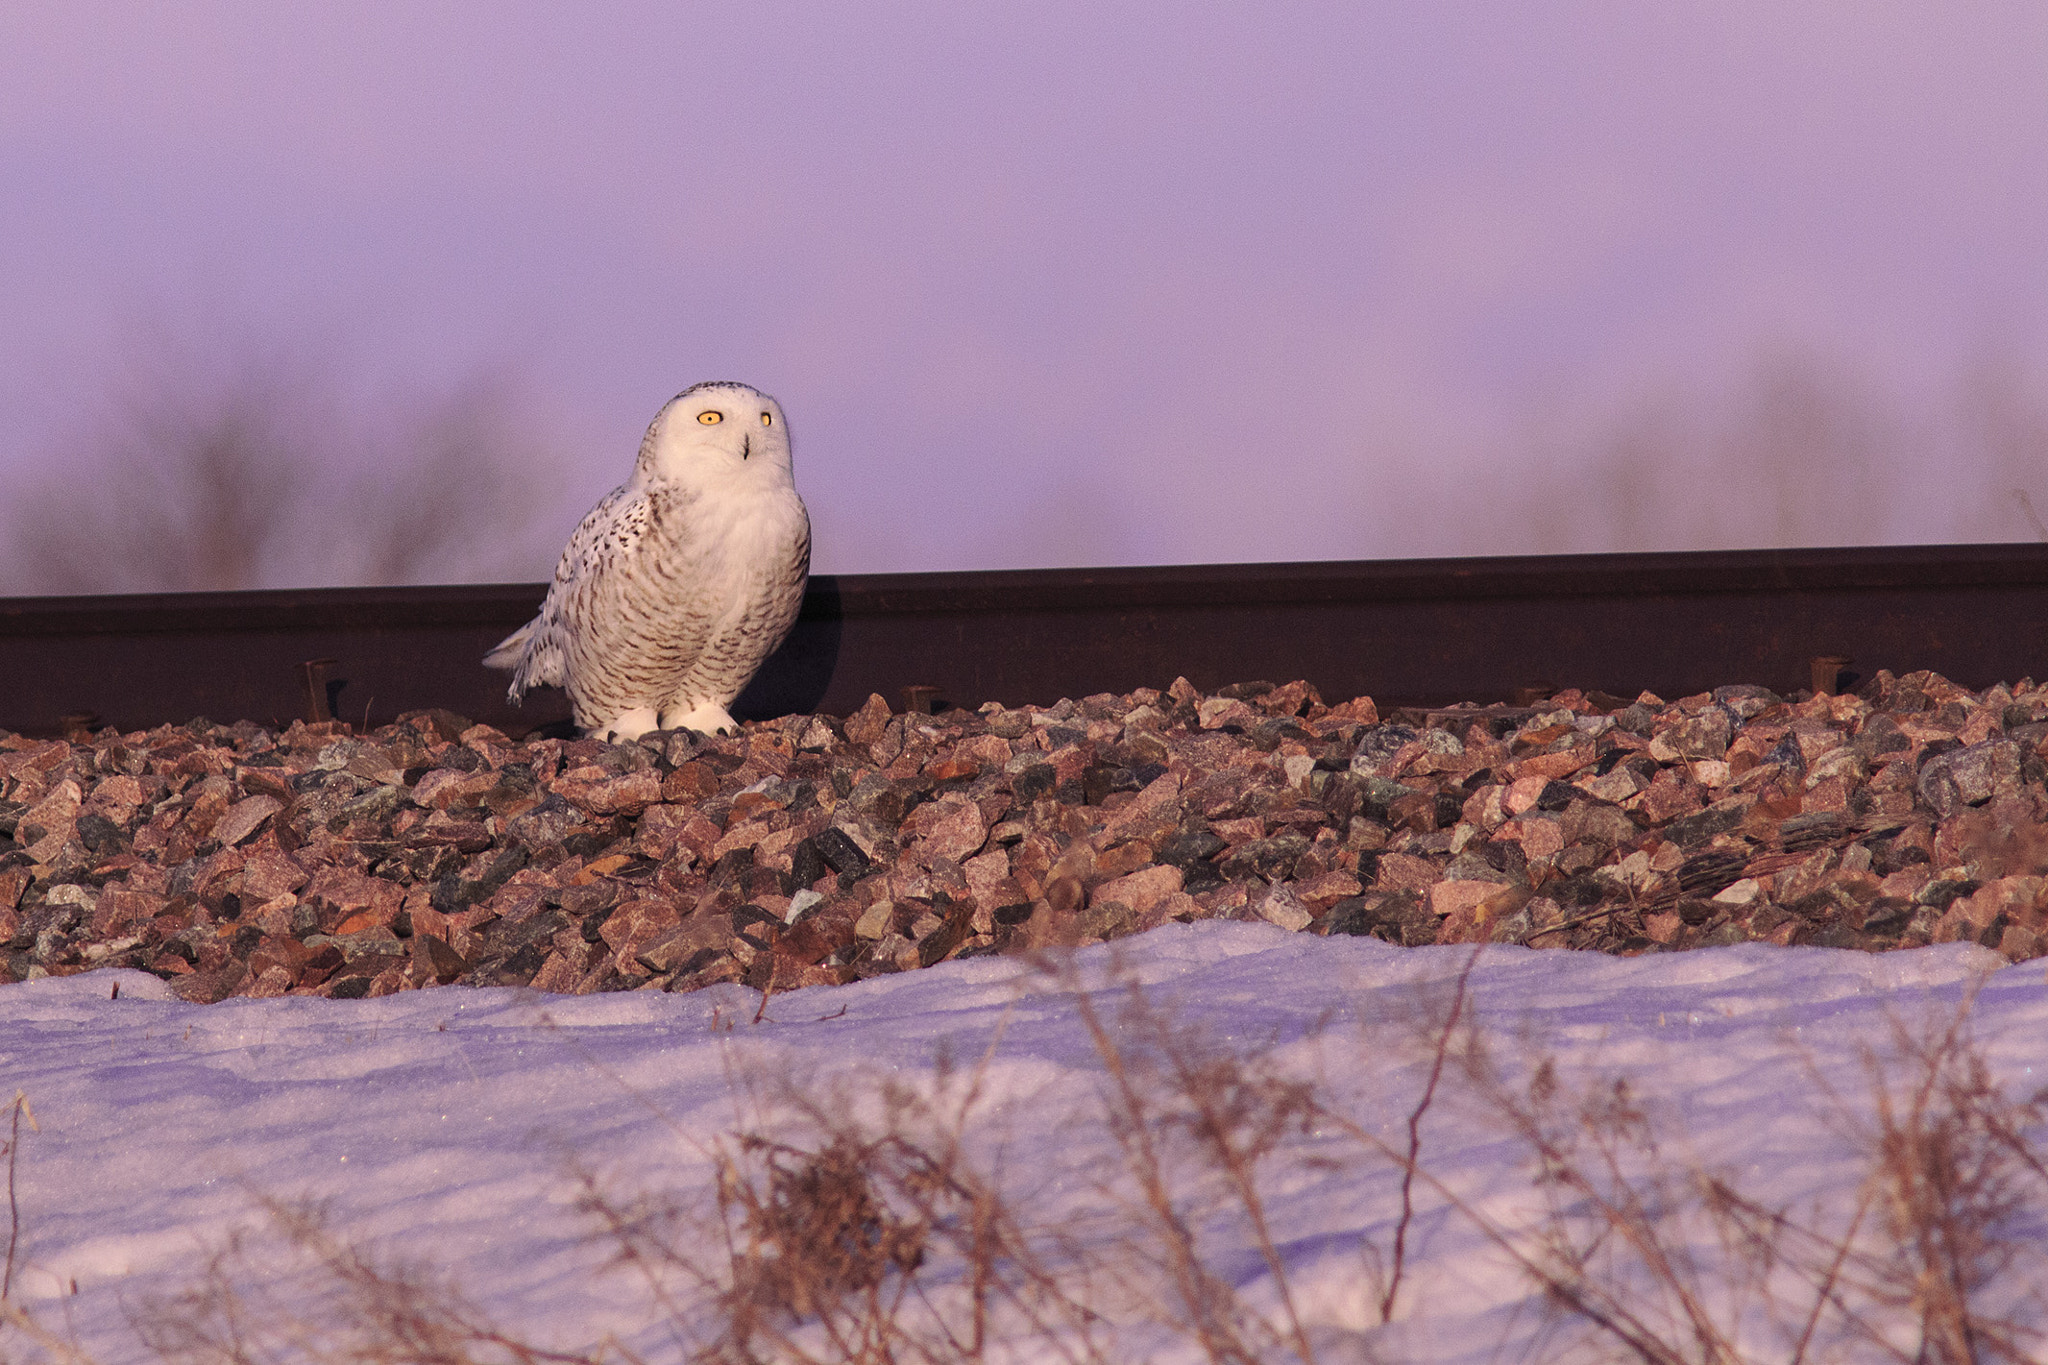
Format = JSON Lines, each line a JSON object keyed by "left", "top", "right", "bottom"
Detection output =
{"left": 660, "top": 701, "right": 739, "bottom": 736}
{"left": 590, "top": 706, "right": 660, "bottom": 743}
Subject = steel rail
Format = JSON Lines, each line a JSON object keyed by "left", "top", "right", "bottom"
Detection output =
{"left": 2, "top": 543, "right": 2045, "bottom": 736}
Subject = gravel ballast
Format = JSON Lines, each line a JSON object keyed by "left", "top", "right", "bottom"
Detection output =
{"left": 3, "top": 669, "right": 2046, "bottom": 1002}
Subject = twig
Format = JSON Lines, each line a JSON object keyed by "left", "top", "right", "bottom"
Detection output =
{"left": 4, "top": 1090, "right": 36, "bottom": 1302}
{"left": 1069, "top": 981, "right": 1242, "bottom": 1362}
{"left": 2013, "top": 489, "right": 2048, "bottom": 543}
{"left": 1319, "top": 1096, "right": 1696, "bottom": 1365}
{"left": 1713, "top": 1179, "right": 1874, "bottom": 1365}
{"left": 1138, "top": 986, "right": 1319, "bottom": 1363}
{"left": 1523, "top": 904, "right": 1625, "bottom": 944}
{"left": 1380, "top": 943, "right": 1482, "bottom": 1323}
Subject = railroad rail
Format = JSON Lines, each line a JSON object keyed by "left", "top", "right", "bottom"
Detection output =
{"left": 2, "top": 544, "right": 2045, "bottom": 737}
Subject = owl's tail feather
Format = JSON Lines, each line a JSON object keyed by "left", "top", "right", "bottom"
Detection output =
{"left": 483, "top": 618, "right": 556, "bottom": 705}
{"left": 482, "top": 620, "right": 531, "bottom": 668}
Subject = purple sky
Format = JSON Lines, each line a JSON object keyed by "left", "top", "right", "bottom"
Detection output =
{"left": 5, "top": 2, "right": 2047, "bottom": 579}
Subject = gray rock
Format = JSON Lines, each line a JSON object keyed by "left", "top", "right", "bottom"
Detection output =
{"left": 1658, "top": 708, "right": 1732, "bottom": 760}
{"left": 1917, "top": 740, "right": 2021, "bottom": 817}
{"left": 506, "top": 793, "right": 587, "bottom": 850}
{"left": 1350, "top": 725, "right": 1420, "bottom": 771}
{"left": 1712, "top": 685, "right": 1781, "bottom": 721}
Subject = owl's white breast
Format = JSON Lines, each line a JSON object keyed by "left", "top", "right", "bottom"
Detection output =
{"left": 659, "top": 472, "right": 807, "bottom": 585}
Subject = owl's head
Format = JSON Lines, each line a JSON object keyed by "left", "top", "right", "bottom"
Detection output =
{"left": 637, "top": 381, "right": 794, "bottom": 487}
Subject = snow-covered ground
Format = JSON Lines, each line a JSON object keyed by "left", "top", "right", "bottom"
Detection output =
{"left": 3, "top": 925, "right": 2042, "bottom": 1363}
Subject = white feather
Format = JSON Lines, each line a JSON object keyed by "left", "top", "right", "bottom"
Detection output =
{"left": 484, "top": 383, "right": 811, "bottom": 740}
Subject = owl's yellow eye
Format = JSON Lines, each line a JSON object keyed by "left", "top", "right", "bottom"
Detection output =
{"left": 698, "top": 410, "right": 723, "bottom": 425}
{"left": 760, "top": 412, "right": 773, "bottom": 426}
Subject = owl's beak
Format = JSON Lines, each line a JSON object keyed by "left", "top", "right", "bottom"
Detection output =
{"left": 741, "top": 433, "right": 751, "bottom": 460}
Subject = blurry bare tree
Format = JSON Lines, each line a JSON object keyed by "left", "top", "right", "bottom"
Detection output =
{"left": 1726, "top": 354, "right": 1903, "bottom": 547}
{"left": 1958, "top": 355, "right": 2048, "bottom": 543}
{"left": 12, "top": 334, "right": 2045, "bottom": 590}
{"left": 1498, "top": 351, "right": 2048, "bottom": 556}
{"left": 1, "top": 341, "right": 565, "bottom": 595}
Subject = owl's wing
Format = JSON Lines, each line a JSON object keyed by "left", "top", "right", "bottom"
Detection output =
{"left": 483, "top": 484, "right": 653, "bottom": 701}
{"left": 553, "top": 484, "right": 655, "bottom": 588}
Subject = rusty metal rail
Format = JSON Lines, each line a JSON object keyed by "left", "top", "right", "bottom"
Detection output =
{"left": 3, "top": 544, "right": 2046, "bottom": 736}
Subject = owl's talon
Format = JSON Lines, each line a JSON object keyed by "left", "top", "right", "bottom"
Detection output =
{"left": 661, "top": 702, "right": 740, "bottom": 736}
{"left": 591, "top": 705, "right": 660, "bottom": 743}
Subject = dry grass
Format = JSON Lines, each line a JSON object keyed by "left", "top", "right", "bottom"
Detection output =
{"left": 564, "top": 1024, "right": 1112, "bottom": 1365}
{"left": 5, "top": 958, "right": 2048, "bottom": 1365}
{"left": 134, "top": 1194, "right": 594, "bottom": 1365}
{"left": 1825, "top": 1004, "right": 2048, "bottom": 1363}
{"left": 1065, "top": 965, "right": 1322, "bottom": 1364}
{"left": 1317, "top": 980, "right": 2048, "bottom": 1365}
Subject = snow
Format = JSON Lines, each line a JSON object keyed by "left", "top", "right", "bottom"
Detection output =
{"left": 3, "top": 925, "right": 2043, "bottom": 1363}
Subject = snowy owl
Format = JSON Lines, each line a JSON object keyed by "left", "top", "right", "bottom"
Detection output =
{"left": 484, "top": 381, "right": 811, "bottom": 742}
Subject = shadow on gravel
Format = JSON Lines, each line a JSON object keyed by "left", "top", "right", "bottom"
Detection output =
{"left": 736, "top": 577, "right": 843, "bottom": 721}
